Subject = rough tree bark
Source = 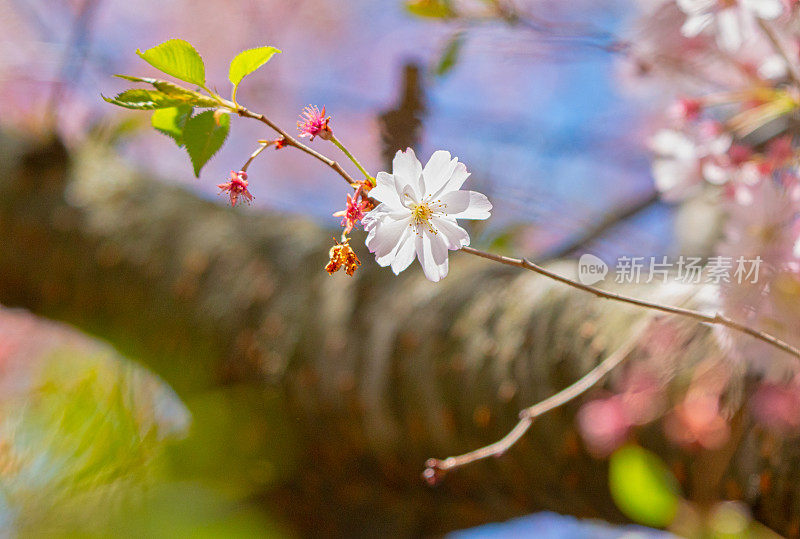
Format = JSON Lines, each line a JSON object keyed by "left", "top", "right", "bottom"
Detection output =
{"left": 0, "top": 133, "right": 795, "bottom": 537}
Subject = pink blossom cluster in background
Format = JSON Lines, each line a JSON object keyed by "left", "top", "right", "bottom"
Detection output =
{"left": 578, "top": 0, "right": 800, "bottom": 455}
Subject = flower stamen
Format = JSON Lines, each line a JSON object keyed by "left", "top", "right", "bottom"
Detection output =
{"left": 409, "top": 201, "right": 440, "bottom": 235}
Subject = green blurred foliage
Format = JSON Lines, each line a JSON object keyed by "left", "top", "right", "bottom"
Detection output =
{"left": 0, "top": 347, "right": 289, "bottom": 537}
{"left": 404, "top": 0, "right": 454, "bottom": 18}
{"left": 608, "top": 444, "right": 680, "bottom": 528}
{"left": 434, "top": 32, "right": 464, "bottom": 77}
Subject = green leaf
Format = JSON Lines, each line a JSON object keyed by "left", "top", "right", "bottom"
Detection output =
{"left": 113, "top": 75, "right": 219, "bottom": 107}
{"left": 228, "top": 46, "right": 281, "bottom": 88}
{"left": 405, "top": 0, "right": 453, "bottom": 18}
{"left": 152, "top": 106, "right": 193, "bottom": 146}
{"left": 435, "top": 32, "right": 464, "bottom": 77}
{"left": 183, "top": 110, "right": 230, "bottom": 177}
{"left": 609, "top": 445, "right": 681, "bottom": 528}
{"left": 102, "top": 89, "right": 198, "bottom": 110}
{"left": 136, "top": 39, "right": 206, "bottom": 86}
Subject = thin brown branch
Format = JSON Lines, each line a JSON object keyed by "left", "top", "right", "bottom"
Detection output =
{"left": 460, "top": 246, "right": 800, "bottom": 360}
{"left": 240, "top": 142, "right": 271, "bottom": 173}
{"left": 424, "top": 320, "right": 647, "bottom": 483}
{"left": 236, "top": 107, "right": 357, "bottom": 186}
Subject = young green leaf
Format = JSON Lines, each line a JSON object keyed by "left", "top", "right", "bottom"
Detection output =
{"left": 405, "top": 0, "right": 453, "bottom": 18}
{"left": 609, "top": 445, "right": 681, "bottom": 528}
{"left": 102, "top": 89, "right": 198, "bottom": 110}
{"left": 229, "top": 46, "right": 281, "bottom": 89}
{"left": 152, "top": 106, "right": 193, "bottom": 146}
{"left": 136, "top": 39, "right": 206, "bottom": 87}
{"left": 113, "top": 75, "right": 219, "bottom": 107}
{"left": 183, "top": 110, "right": 230, "bottom": 177}
{"left": 435, "top": 32, "right": 464, "bottom": 77}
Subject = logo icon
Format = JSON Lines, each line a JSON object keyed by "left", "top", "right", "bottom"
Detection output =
{"left": 578, "top": 253, "right": 608, "bottom": 285}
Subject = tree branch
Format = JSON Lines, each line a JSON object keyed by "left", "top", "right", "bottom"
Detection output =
{"left": 460, "top": 246, "right": 800, "bottom": 360}
{"left": 424, "top": 318, "right": 648, "bottom": 482}
{"left": 236, "top": 106, "right": 357, "bottom": 186}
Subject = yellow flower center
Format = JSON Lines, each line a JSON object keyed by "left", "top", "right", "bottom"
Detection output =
{"left": 411, "top": 202, "right": 433, "bottom": 225}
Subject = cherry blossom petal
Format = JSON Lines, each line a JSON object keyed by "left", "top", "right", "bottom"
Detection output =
{"left": 432, "top": 162, "right": 471, "bottom": 198}
{"left": 742, "top": 0, "right": 783, "bottom": 19}
{"left": 432, "top": 216, "right": 470, "bottom": 250}
{"left": 650, "top": 130, "right": 696, "bottom": 160}
{"left": 702, "top": 161, "right": 729, "bottom": 185}
{"left": 677, "top": 0, "right": 715, "bottom": 14}
{"left": 422, "top": 151, "right": 458, "bottom": 196}
{"left": 392, "top": 149, "right": 423, "bottom": 195}
{"left": 377, "top": 225, "right": 413, "bottom": 267}
{"left": 716, "top": 8, "right": 743, "bottom": 51}
{"left": 369, "top": 172, "right": 405, "bottom": 210}
{"left": 415, "top": 231, "right": 449, "bottom": 282}
{"left": 401, "top": 183, "right": 419, "bottom": 207}
{"left": 364, "top": 203, "right": 411, "bottom": 226}
{"left": 367, "top": 216, "right": 411, "bottom": 261}
{"left": 391, "top": 227, "right": 416, "bottom": 275}
{"left": 681, "top": 13, "right": 713, "bottom": 37}
{"left": 439, "top": 190, "right": 492, "bottom": 220}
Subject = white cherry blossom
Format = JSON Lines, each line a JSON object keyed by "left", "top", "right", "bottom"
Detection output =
{"left": 649, "top": 123, "right": 732, "bottom": 200}
{"left": 362, "top": 149, "right": 492, "bottom": 282}
{"left": 677, "top": 0, "right": 784, "bottom": 51}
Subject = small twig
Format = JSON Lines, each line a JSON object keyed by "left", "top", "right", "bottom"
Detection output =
{"left": 240, "top": 141, "right": 272, "bottom": 173}
{"left": 460, "top": 246, "right": 800, "bottom": 360}
{"left": 236, "top": 106, "right": 356, "bottom": 186}
{"left": 330, "top": 134, "right": 374, "bottom": 184}
{"left": 424, "top": 320, "right": 647, "bottom": 483}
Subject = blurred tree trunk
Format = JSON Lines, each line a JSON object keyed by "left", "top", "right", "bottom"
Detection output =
{"left": 0, "top": 133, "right": 793, "bottom": 537}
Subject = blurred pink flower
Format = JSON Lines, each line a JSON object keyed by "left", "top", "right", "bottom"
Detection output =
{"left": 751, "top": 379, "right": 800, "bottom": 433}
{"left": 678, "top": 0, "right": 784, "bottom": 51}
{"left": 666, "top": 390, "right": 730, "bottom": 450}
{"left": 618, "top": 368, "right": 666, "bottom": 425}
{"left": 649, "top": 121, "right": 732, "bottom": 200}
{"left": 669, "top": 97, "right": 704, "bottom": 122}
{"left": 577, "top": 397, "right": 631, "bottom": 457}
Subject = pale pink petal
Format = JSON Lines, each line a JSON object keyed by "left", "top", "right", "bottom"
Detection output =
{"left": 432, "top": 162, "right": 471, "bottom": 198}
{"left": 369, "top": 172, "right": 405, "bottom": 210}
{"left": 422, "top": 150, "right": 458, "bottom": 196}
{"left": 702, "top": 161, "right": 729, "bottom": 185}
{"left": 401, "top": 183, "right": 419, "bottom": 207}
{"left": 742, "top": 0, "right": 783, "bottom": 19}
{"left": 677, "top": 0, "right": 715, "bottom": 15}
{"left": 649, "top": 130, "right": 696, "bottom": 160}
{"left": 415, "top": 232, "right": 449, "bottom": 282}
{"left": 367, "top": 216, "right": 411, "bottom": 261}
{"left": 432, "top": 216, "right": 470, "bottom": 250}
{"left": 362, "top": 204, "right": 404, "bottom": 231}
{"left": 716, "top": 9, "right": 743, "bottom": 51}
{"left": 391, "top": 227, "right": 416, "bottom": 275}
{"left": 438, "top": 190, "right": 492, "bottom": 220}
{"left": 681, "top": 13, "right": 713, "bottom": 37}
{"left": 392, "top": 149, "right": 423, "bottom": 194}
{"left": 377, "top": 225, "right": 413, "bottom": 267}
